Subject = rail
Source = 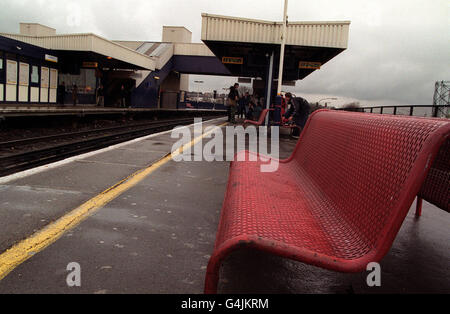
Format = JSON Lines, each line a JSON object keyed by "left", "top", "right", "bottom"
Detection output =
{"left": 339, "top": 104, "right": 450, "bottom": 118}
{"left": 0, "top": 117, "right": 219, "bottom": 177}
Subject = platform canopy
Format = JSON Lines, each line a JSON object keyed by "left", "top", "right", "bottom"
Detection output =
{"left": 0, "top": 32, "right": 155, "bottom": 71}
{"left": 201, "top": 13, "right": 350, "bottom": 82}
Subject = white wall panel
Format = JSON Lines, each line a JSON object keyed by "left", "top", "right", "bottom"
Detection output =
{"left": 6, "top": 84, "right": 16, "bottom": 101}
{"left": 30, "top": 87, "right": 39, "bottom": 102}
{"left": 49, "top": 88, "right": 57, "bottom": 103}
{"left": 18, "top": 85, "right": 28, "bottom": 102}
{"left": 40, "top": 88, "right": 48, "bottom": 102}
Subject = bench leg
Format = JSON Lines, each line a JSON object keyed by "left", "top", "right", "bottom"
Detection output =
{"left": 415, "top": 197, "right": 423, "bottom": 218}
{"left": 204, "top": 255, "right": 221, "bottom": 294}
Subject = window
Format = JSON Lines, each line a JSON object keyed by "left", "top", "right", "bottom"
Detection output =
{"left": 31, "top": 66, "right": 39, "bottom": 84}
{"left": 59, "top": 69, "right": 96, "bottom": 94}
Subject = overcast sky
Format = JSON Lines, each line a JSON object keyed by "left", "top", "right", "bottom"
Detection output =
{"left": 1, "top": 0, "right": 448, "bottom": 107}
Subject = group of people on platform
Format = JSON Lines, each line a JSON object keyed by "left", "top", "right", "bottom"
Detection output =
{"left": 226, "top": 83, "right": 265, "bottom": 124}
{"left": 226, "top": 83, "right": 310, "bottom": 137}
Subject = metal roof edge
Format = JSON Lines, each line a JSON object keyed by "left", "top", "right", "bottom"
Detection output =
{"left": 201, "top": 13, "right": 350, "bottom": 26}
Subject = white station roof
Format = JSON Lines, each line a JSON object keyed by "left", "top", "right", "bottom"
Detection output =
{"left": 201, "top": 13, "right": 350, "bottom": 49}
{"left": 0, "top": 32, "right": 156, "bottom": 70}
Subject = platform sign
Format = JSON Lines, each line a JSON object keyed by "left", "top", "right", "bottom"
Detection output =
{"left": 45, "top": 54, "right": 58, "bottom": 63}
{"left": 222, "top": 57, "right": 243, "bottom": 65}
{"left": 19, "top": 63, "right": 29, "bottom": 86}
{"left": 299, "top": 61, "right": 321, "bottom": 69}
{"left": 282, "top": 80, "right": 296, "bottom": 87}
{"left": 238, "top": 77, "right": 252, "bottom": 84}
{"left": 82, "top": 62, "right": 98, "bottom": 68}
{"left": 6, "top": 60, "right": 17, "bottom": 84}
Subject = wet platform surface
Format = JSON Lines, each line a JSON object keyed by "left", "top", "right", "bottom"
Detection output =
{"left": 0, "top": 118, "right": 448, "bottom": 294}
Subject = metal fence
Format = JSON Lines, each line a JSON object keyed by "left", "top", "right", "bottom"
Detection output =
{"left": 341, "top": 105, "right": 450, "bottom": 118}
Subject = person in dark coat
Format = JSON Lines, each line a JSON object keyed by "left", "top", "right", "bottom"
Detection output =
{"left": 283, "top": 92, "right": 310, "bottom": 136}
{"left": 120, "top": 85, "right": 126, "bottom": 108}
{"left": 96, "top": 84, "right": 105, "bottom": 107}
{"left": 253, "top": 101, "right": 263, "bottom": 121}
{"left": 237, "top": 91, "right": 249, "bottom": 119}
{"left": 227, "top": 83, "right": 239, "bottom": 123}
{"left": 246, "top": 101, "right": 255, "bottom": 120}
{"left": 72, "top": 84, "right": 78, "bottom": 106}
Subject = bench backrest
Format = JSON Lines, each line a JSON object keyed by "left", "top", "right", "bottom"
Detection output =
{"left": 288, "top": 110, "right": 449, "bottom": 259}
{"left": 256, "top": 109, "right": 269, "bottom": 124}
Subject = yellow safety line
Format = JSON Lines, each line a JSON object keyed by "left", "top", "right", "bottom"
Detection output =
{"left": 0, "top": 122, "right": 227, "bottom": 281}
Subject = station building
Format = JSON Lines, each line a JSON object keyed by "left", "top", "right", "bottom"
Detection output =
{"left": 0, "top": 15, "right": 350, "bottom": 109}
{"left": 0, "top": 26, "right": 60, "bottom": 104}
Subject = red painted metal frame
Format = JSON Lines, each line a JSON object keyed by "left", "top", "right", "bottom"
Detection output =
{"left": 415, "top": 197, "right": 423, "bottom": 217}
{"left": 417, "top": 137, "right": 449, "bottom": 213}
{"left": 243, "top": 109, "right": 272, "bottom": 127}
{"left": 205, "top": 110, "right": 449, "bottom": 294}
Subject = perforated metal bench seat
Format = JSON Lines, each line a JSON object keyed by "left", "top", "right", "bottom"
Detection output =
{"left": 205, "top": 110, "right": 450, "bottom": 293}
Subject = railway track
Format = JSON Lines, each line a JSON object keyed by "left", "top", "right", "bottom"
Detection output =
{"left": 0, "top": 117, "right": 218, "bottom": 177}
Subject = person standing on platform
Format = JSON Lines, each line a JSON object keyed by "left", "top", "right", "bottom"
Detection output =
{"left": 237, "top": 95, "right": 244, "bottom": 119}
{"left": 237, "top": 91, "right": 248, "bottom": 119}
{"left": 120, "top": 85, "right": 126, "bottom": 108}
{"left": 97, "top": 84, "right": 105, "bottom": 107}
{"left": 72, "top": 84, "right": 78, "bottom": 106}
{"left": 242, "top": 92, "right": 251, "bottom": 119}
{"left": 283, "top": 92, "right": 310, "bottom": 137}
{"left": 225, "top": 86, "right": 232, "bottom": 122}
{"left": 227, "top": 83, "right": 239, "bottom": 123}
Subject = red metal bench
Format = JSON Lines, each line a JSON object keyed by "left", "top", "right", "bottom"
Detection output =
{"left": 243, "top": 109, "right": 271, "bottom": 127}
{"left": 205, "top": 109, "right": 449, "bottom": 294}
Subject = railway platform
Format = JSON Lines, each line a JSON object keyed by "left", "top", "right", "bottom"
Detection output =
{"left": 0, "top": 117, "right": 448, "bottom": 294}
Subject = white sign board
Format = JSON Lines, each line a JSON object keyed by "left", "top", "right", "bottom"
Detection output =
{"left": 45, "top": 54, "right": 58, "bottom": 63}
{"left": 6, "top": 60, "right": 17, "bottom": 84}
{"left": 50, "top": 68, "right": 58, "bottom": 89}
{"left": 41, "top": 67, "right": 49, "bottom": 88}
{"left": 19, "top": 63, "right": 30, "bottom": 86}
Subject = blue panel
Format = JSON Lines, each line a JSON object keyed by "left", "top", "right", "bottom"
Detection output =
{"left": 0, "top": 35, "right": 53, "bottom": 60}
{"left": 130, "top": 58, "right": 174, "bottom": 108}
{"left": 131, "top": 54, "right": 233, "bottom": 108}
